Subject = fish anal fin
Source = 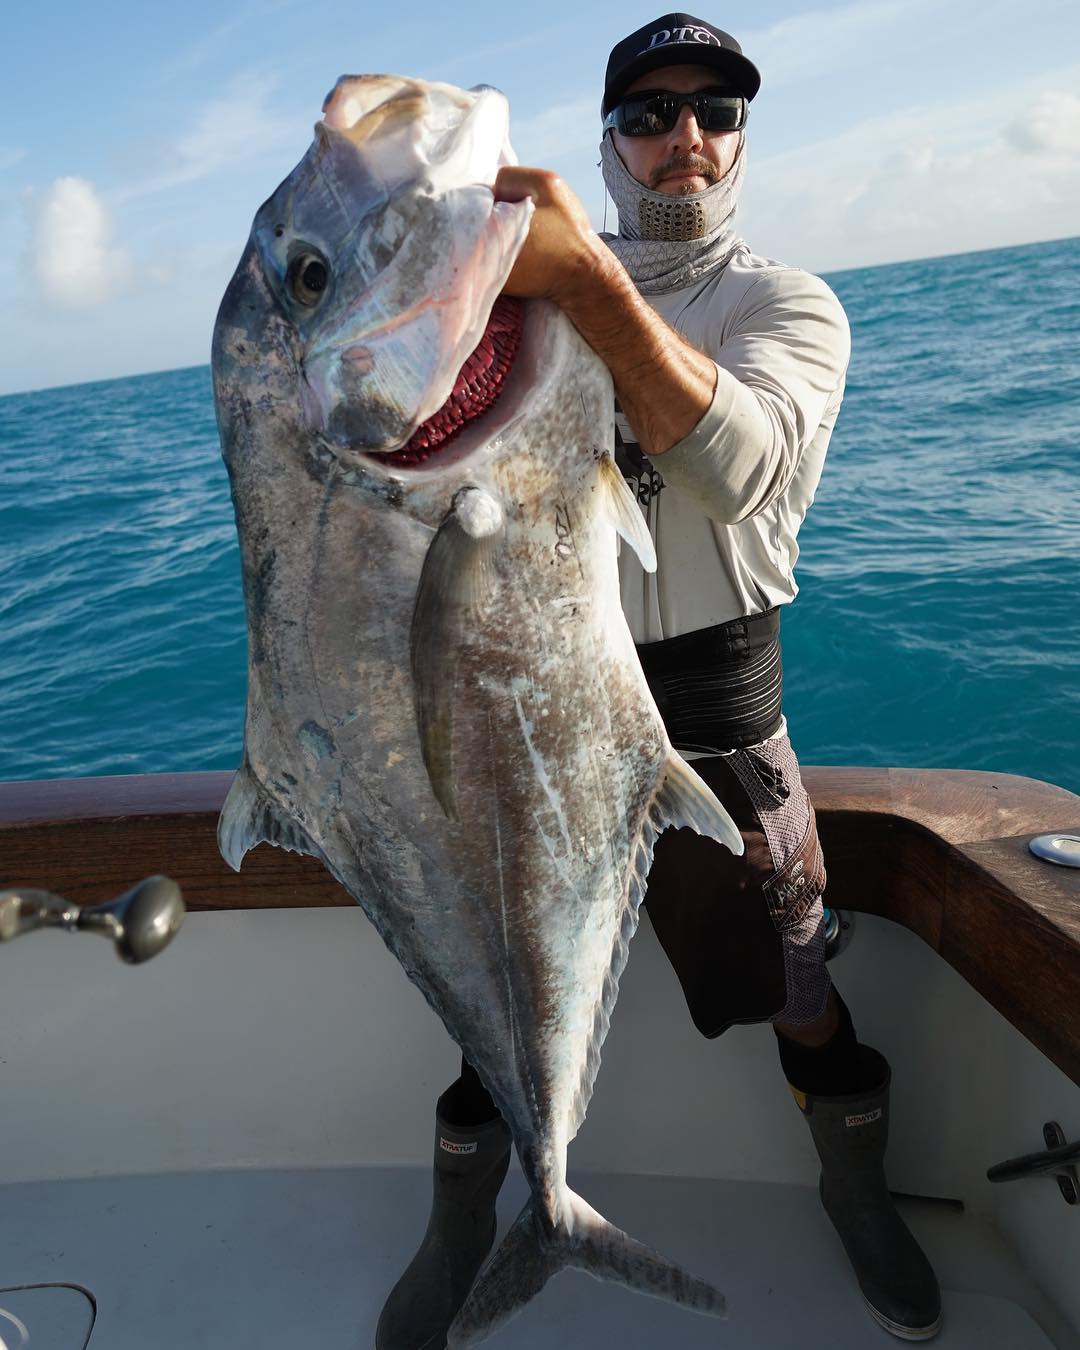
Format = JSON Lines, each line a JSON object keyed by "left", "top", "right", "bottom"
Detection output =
{"left": 653, "top": 751, "right": 744, "bottom": 856}
{"left": 568, "top": 752, "right": 741, "bottom": 1143}
{"left": 217, "top": 763, "right": 322, "bottom": 870}
{"left": 410, "top": 487, "right": 504, "bottom": 821}
{"left": 599, "top": 453, "right": 656, "bottom": 573}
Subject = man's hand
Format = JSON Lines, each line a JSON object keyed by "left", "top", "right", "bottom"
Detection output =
{"left": 494, "top": 164, "right": 717, "bottom": 458}
{"left": 494, "top": 166, "right": 610, "bottom": 306}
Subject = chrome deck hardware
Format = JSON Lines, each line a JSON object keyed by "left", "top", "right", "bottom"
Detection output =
{"left": 0, "top": 876, "right": 184, "bottom": 964}
{"left": 987, "top": 1122, "right": 1079, "bottom": 1206}
{"left": 1028, "top": 833, "right": 1080, "bottom": 867}
{"left": 823, "top": 907, "right": 855, "bottom": 961}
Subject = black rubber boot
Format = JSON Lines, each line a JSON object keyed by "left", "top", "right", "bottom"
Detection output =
{"left": 792, "top": 1059, "right": 943, "bottom": 1341}
{"left": 375, "top": 1104, "right": 512, "bottom": 1350}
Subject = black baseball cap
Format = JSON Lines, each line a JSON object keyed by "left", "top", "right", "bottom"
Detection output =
{"left": 603, "top": 14, "right": 761, "bottom": 114}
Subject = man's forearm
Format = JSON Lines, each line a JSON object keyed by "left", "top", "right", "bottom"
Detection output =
{"left": 492, "top": 167, "right": 717, "bottom": 457}
{"left": 557, "top": 243, "right": 717, "bottom": 458}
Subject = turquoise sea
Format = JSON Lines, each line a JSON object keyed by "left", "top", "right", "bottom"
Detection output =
{"left": 1, "top": 235, "right": 1077, "bottom": 793}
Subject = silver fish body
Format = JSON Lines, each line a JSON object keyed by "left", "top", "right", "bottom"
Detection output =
{"left": 213, "top": 74, "right": 742, "bottom": 1345}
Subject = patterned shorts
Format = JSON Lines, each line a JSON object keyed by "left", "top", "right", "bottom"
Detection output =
{"left": 643, "top": 734, "right": 831, "bottom": 1034}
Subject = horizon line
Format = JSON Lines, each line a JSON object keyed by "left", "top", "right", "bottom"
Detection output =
{"left": 3, "top": 231, "right": 1077, "bottom": 401}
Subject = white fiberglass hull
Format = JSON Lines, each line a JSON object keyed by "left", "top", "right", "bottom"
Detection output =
{"left": 2, "top": 905, "right": 1078, "bottom": 1348}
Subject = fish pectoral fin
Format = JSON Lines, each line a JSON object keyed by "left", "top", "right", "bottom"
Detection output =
{"left": 410, "top": 487, "right": 504, "bottom": 822}
{"left": 599, "top": 453, "right": 656, "bottom": 572}
{"left": 654, "top": 751, "right": 745, "bottom": 856}
{"left": 446, "top": 1190, "right": 724, "bottom": 1347}
{"left": 217, "top": 763, "right": 322, "bottom": 870}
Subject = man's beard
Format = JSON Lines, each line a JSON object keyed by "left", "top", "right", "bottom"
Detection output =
{"left": 648, "top": 153, "right": 719, "bottom": 194}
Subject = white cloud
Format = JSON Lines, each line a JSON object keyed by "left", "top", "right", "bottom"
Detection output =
{"left": 743, "top": 0, "right": 926, "bottom": 90}
{"left": 1004, "top": 91, "right": 1080, "bottom": 157}
{"left": 741, "top": 0, "right": 1026, "bottom": 92}
{"left": 741, "top": 74, "right": 1080, "bottom": 269}
{"left": 31, "top": 178, "right": 135, "bottom": 309}
{"left": 119, "top": 71, "right": 301, "bottom": 199}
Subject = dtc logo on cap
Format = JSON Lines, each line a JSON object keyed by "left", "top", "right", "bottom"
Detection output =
{"left": 645, "top": 25, "right": 721, "bottom": 51}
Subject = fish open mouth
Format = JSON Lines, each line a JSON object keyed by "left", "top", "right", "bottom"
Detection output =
{"left": 376, "top": 296, "right": 525, "bottom": 468}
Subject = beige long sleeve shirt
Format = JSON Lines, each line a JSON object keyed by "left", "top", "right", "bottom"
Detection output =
{"left": 616, "top": 245, "right": 851, "bottom": 644}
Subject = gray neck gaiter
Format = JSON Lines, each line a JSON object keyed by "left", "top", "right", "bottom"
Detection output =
{"left": 599, "top": 132, "right": 746, "bottom": 296}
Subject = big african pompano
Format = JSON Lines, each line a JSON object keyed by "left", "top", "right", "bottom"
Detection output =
{"left": 213, "top": 73, "right": 743, "bottom": 1345}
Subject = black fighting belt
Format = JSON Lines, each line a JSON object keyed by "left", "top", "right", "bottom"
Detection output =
{"left": 637, "top": 608, "right": 783, "bottom": 752}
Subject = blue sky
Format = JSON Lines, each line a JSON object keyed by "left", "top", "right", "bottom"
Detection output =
{"left": 2, "top": 0, "right": 1079, "bottom": 394}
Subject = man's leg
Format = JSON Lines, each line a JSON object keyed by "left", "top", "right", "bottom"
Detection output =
{"left": 720, "top": 737, "right": 941, "bottom": 1339}
{"left": 776, "top": 987, "right": 839, "bottom": 1045}
{"left": 776, "top": 991, "right": 943, "bottom": 1342}
{"left": 644, "top": 740, "right": 941, "bottom": 1342}
{"left": 376, "top": 1059, "right": 511, "bottom": 1350}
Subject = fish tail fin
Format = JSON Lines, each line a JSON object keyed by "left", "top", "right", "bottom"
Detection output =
{"left": 446, "top": 1188, "right": 724, "bottom": 1347}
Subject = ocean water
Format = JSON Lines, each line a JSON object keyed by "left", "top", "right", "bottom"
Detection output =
{"left": 1, "top": 235, "right": 1077, "bottom": 794}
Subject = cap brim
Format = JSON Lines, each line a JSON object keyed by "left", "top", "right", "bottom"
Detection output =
{"left": 604, "top": 45, "right": 761, "bottom": 112}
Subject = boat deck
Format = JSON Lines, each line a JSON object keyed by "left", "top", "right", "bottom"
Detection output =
{"left": 1, "top": 1165, "right": 1072, "bottom": 1348}
{"left": 3, "top": 770, "right": 1078, "bottom": 1349}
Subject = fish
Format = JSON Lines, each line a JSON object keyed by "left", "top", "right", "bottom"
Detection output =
{"left": 212, "top": 73, "right": 744, "bottom": 1346}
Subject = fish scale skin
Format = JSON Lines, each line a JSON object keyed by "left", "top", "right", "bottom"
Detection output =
{"left": 218, "top": 257, "right": 655, "bottom": 1151}
{"left": 214, "top": 74, "right": 733, "bottom": 1338}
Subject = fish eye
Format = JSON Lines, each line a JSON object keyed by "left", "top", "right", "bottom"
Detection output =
{"left": 288, "top": 251, "right": 330, "bottom": 307}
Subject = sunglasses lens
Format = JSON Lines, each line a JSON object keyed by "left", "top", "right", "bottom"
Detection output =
{"left": 700, "top": 96, "right": 745, "bottom": 131}
{"left": 619, "top": 94, "right": 676, "bottom": 135}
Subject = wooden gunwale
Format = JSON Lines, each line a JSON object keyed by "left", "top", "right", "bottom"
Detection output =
{"left": 1, "top": 766, "right": 1078, "bottom": 1086}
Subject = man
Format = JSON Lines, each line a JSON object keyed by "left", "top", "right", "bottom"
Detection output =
{"left": 377, "top": 15, "right": 942, "bottom": 1347}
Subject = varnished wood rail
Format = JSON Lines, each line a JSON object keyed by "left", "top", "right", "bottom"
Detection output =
{"left": 1, "top": 767, "right": 1078, "bottom": 1085}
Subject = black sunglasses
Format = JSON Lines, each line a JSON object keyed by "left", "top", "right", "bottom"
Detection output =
{"left": 603, "top": 89, "right": 747, "bottom": 137}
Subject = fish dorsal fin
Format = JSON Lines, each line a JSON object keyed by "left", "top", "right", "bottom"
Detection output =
{"left": 598, "top": 453, "right": 656, "bottom": 573}
{"left": 217, "top": 762, "right": 322, "bottom": 871}
{"left": 410, "top": 486, "right": 504, "bottom": 821}
{"left": 651, "top": 751, "right": 744, "bottom": 854}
